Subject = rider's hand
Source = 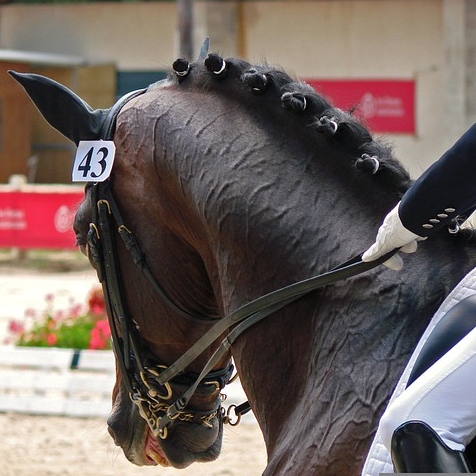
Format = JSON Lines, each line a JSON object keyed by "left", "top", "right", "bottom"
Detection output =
{"left": 362, "top": 202, "right": 426, "bottom": 271}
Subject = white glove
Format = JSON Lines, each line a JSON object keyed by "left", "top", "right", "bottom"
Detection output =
{"left": 362, "top": 202, "right": 425, "bottom": 271}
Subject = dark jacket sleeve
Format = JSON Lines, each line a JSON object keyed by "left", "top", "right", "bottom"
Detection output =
{"left": 399, "top": 123, "right": 476, "bottom": 236}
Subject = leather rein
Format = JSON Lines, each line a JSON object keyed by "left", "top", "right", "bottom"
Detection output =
{"left": 86, "top": 88, "right": 396, "bottom": 440}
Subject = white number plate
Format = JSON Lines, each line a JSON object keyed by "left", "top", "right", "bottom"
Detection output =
{"left": 72, "top": 140, "right": 116, "bottom": 182}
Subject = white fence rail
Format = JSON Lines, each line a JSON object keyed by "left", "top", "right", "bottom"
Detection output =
{"left": 0, "top": 346, "right": 115, "bottom": 417}
{"left": 0, "top": 346, "right": 252, "bottom": 421}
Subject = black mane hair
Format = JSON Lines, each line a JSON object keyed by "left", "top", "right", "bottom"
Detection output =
{"left": 168, "top": 53, "right": 414, "bottom": 196}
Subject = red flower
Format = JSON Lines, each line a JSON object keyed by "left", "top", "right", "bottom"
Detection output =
{"left": 88, "top": 319, "right": 111, "bottom": 350}
{"left": 24, "top": 308, "right": 37, "bottom": 318}
{"left": 45, "top": 293, "right": 55, "bottom": 303}
{"left": 10, "top": 285, "right": 111, "bottom": 350}
{"left": 8, "top": 319, "right": 25, "bottom": 335}
{"left": 88, "top": 286, "right": 106, "bottom": 316}
{"left": 46, "top": 333, "right": 57, "bottom": 346}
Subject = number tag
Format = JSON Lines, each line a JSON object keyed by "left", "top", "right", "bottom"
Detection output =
{"left": 72, "top": 141, "right": 116, "bottom": 182}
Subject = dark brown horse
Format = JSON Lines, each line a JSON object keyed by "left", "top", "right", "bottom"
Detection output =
{"left": 10, "top": 46, "right": 476, "bottom": 475}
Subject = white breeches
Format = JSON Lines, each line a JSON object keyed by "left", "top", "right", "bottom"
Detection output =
{"left": 379, "top": 326, "right": 476, "bottom": 452}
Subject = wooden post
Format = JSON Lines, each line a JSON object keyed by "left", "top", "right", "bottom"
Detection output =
{"left": 177, "top": 0, "right": 194, "bottom": 60}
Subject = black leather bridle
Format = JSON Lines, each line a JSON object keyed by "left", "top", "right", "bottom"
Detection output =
{"left": 85, "top": 87, "right": 396, "bottom": 440}
{"left": 86, "top": 86, "right": 235, "bottom": 440}
{"left": 87, "top": 179, "right": 234, "bottom": 439}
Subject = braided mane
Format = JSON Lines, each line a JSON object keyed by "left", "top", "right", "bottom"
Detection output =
{"left": 167, "top": 53, "right": 412, "bottom": 197}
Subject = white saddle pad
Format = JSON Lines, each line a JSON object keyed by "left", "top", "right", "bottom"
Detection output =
{"left": 361, "top": 266, "right": 476, "bottom": 476}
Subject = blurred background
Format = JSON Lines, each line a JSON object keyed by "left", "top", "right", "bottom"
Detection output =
{"left": 0, "top": 0, "right": 473, "bottom": 184}
{"left": 0, "top": 2, "right": 472, "bottom": 474}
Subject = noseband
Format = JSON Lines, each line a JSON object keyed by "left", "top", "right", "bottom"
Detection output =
{"left": 86, "top": 87, "right": 397, "bottom": 441}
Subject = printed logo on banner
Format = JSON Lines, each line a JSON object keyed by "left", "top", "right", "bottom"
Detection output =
{"left": 54, "top": 205, "right": 75, "bottom": 233}
{"left": 305, "top": 79, "right": 415, "bottom": 134}
{"left": 360, "top": 92, "right": 407, "bottom": 120}
{"left": 0, "top": 189, "right": 84, "bottom": 249}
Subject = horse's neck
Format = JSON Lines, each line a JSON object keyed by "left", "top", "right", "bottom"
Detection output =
{"left": 228, "top": 231, "right": 476, "bottom": 474}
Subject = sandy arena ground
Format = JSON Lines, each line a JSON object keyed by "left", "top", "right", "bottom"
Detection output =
{"left": 0, "top": 413, "right": 266, "bottom": 476}
{"left": 0, "top": 257, "right": 267, "bottom": 476}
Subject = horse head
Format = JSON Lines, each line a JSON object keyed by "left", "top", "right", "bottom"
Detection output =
{"left": 11, "top": 45, "right": 476, "bottom": 475}
{"left": 10, "top": 62, "right": 232, "bottom": 468}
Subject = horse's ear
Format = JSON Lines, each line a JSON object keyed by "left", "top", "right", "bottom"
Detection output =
{"left": 9, "top": 70, "right": 108, "bottom": 145}
{"left": 197, "top": 37, "right": 210, "bottom": 61}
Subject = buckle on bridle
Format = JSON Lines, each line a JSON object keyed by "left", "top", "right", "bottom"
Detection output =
{"left": 139, "top": 367, "right": 173, "bottom": 401}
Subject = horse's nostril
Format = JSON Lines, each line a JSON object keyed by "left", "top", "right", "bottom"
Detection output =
{"left": 106, "top": 427, "right": 121, "bottom": 448}
{"left": 106, "top": 422, "right": 116, "bottom": 440}
{"left": 106, "top": 415, "right": 119, "bottom": 441}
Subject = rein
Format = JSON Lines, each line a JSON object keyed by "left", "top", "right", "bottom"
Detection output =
{"left": 86, "top": 86, "right": 397, "bottom": 440}
{"left": 88, "top": 178, "right": 396, "bottom": 436}
{"left": 155, "top": 248, "right": 397, "bottom": 431}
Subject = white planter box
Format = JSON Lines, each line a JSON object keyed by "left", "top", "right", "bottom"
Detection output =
{"left": 0, "top": 346, "right": 254, "bottom": 422}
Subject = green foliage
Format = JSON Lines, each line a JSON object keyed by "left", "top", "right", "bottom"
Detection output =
{"left": 7, "top": 286, "right": 111, "bottom": 350}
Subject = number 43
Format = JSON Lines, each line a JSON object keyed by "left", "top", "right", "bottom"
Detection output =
{"left": 72, "top": 141, "right": 116, "bottom": 182}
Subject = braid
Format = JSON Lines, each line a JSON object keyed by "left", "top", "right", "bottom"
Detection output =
{"left": 167, "top": 52, "right": 412, "bottom": 192}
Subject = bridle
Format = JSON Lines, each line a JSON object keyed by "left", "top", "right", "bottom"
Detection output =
{"left": 86, "top": 87, "right": 235, "bottom": 440}
{"left": 85, "top": 87, "right": 396, "bottom": 441}
{"left": 87, "top": 179, "right": 235, "bottom": 439}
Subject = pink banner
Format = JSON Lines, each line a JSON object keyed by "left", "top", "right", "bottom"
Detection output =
{"left": 305, "top": 79, "right": 415, "bottom": 133}
{"left": 0, "top": 186, "right": 84, "bottom": 249}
